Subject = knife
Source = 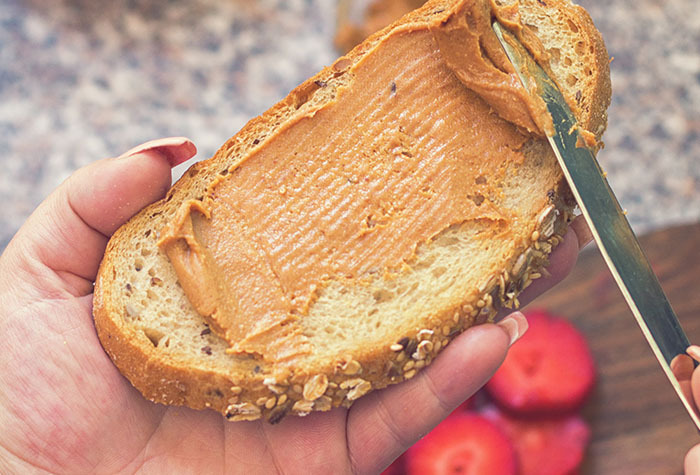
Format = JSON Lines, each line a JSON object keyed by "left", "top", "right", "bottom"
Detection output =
{"left": 492, "top": 21, "right": 700, "bottom": 430}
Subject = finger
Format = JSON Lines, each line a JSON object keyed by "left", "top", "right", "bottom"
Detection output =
{"left": 689, "top": 347, "right": 700, "bottom": 411}
{"left": 62, "top": 137, "right": 196, "bottom": 239}
{"left": 1, "top": 137, "right": 196, "bottom": 298}
{"left": 671, "top": 353, "right": 696, "bottom": 412}
{"left": 222, "top": 410, "right": 351, "bottom": 473}
{"left": 570, "top": 214, "right": 593, "bottom": 249}
{"left": 346, "top": 312, "right": 528, "bottom": 473}
{"left": 686, "top": 444, "right": 700, "bottom": 475}
{"left": 121, "top": 137, "right": 197, "bottom": 168}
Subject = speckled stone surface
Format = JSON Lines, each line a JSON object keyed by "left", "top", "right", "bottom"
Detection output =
{"left": 1, "top": 0, "right": 698, "bottom": 252}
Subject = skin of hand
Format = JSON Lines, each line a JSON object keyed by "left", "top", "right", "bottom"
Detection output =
{"left": 672, "top": 347, "right": 700, "bottom": 474}
{"left": 0, "top": 137, "right": 589, "bottom": 474}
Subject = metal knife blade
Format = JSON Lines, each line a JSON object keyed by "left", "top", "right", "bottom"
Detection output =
{"left": 493, "top": 21, "right": 700, "bottom": 430}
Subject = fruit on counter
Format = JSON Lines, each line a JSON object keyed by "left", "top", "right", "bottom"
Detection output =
{"left": 383, "top": 309, "right": 596, "bottom": 474}
{"left": 381, "top": 456, "right": 405, "bottom": 475}
{"left": 486, "top": 309, "right": 596, "bottom": 414}
{"left": 404, "top": 413, "right": 518, "bottom": 475}
{"left": 483, "top": 405, "right": 591, "bottom": 475}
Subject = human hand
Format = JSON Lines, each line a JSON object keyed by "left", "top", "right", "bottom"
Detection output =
{"left": 0, "top": 138, "right": 588, "bottom": 474}
{"left": 673, "top": 346, "right": 700, "bottom": 474}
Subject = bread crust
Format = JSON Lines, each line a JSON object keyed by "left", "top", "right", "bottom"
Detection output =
{"left": 93, "top": 0, "right": 610, "bottom": 422}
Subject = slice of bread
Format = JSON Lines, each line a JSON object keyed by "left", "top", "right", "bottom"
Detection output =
{"left": 93, "top": 0, "right": 610, "bottom": 423}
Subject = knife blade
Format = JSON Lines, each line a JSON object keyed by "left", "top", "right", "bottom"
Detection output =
{"left": 492, "top": 21, "right": 700, "bottom": 430}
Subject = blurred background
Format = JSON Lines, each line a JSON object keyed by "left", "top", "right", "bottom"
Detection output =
{"left": 1, "top": 0, "right": 698, "bottom": 472}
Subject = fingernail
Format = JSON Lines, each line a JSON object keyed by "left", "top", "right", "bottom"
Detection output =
{"left": 688, "top": 345, "right": 700, "bottom": 363}
{"left": 497, "top": 311, "right": 528, "bottom": 347}
{"left": 120, "top": 137, "right": 197, "bottom": 167}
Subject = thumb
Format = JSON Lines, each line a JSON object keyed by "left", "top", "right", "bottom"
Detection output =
{"left": 0, "top": 137, "right": 196, "bottom": 299}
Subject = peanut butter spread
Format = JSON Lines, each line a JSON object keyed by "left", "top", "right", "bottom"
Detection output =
{"left": 158, "top": 0, "right": 553, "bottom": 366}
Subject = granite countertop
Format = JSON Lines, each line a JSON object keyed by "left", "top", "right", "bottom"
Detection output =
{"left": 1, "top": 0, "right": 698, "bottom": 251}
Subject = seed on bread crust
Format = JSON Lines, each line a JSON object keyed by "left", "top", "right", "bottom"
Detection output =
{"left": 404, "top": 338, "right": 418, "bottom": 357}
{"left": 418, "top": 329, "right": 434, "bottom": 341}
{"left": 537, "top": 204, "right": 559, "bottom": 238}
{"left": 314, "top": 395, "right": 333, "bottom": 411}
{"left": 336, "top": 356, "right": 363, "bottom": 375}
{"left": 263, "top": 377, "right": 288, "bottom": 395}
{"left": 340, "top": 378, "right": 365, "bottom": 390}
{"left": 478, "top": 275, "right": 497, "bottom": 294}
{"left": 292, "top": 399, "right": 315, "bottom": 415}
{"left": 511, "top": 249, "right": 532, "bottom": 280}
{"left": 268, "top": 405, "right": 290, "bottom": 424}
{"left": 225, "top": 402, "right": 261, "bottom": 421}
{"left": 415, "top": 340, "right": 433, "bottom": 360}
{"left": 346, "top": 380, "right": 372, "bottom": 401}
{"left": 303, "top": 374, "right": 329, "bottom": 401}
{"left": 412, "top": 340, "right": 433, "bottom": 361}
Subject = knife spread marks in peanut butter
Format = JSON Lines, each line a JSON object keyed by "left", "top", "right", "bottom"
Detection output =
{"left": 158, "top": 0, "right": 552, "bottom": 366}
